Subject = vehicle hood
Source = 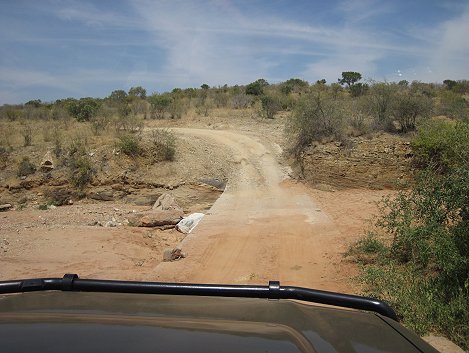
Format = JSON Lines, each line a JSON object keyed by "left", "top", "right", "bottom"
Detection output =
{"left": 0, "top": 291, "right": 436, "bottom": 353}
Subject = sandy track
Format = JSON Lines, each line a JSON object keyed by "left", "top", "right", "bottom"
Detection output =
{"left": 154, "top": 129, "right": 354, "bottom": 292}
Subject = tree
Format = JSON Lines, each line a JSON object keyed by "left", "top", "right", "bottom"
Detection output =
{"left": 25, "top": 99, "right": 42, "bottom": 108}
{"left": 128, "top": 86, "right": 146, "bottom": 99}
{"left": 200, "top": 84, "right": 209, "bottom": 90}
{"left": 338, "top": 71, "right": 362, "bottom": 87}
{"left": 316, "top": 79, "right": 326, "bottom": 85}
{"left": 255, "top": 78, "right": 269, "bottom": 87}
{"left": 148, "top": 94, "right": 172, "bottom": 119}
{"left": 109, "top": 90, "right": 128, "bottom": 104}
{"left": 280, "top": 78, "right": 308, "bottom": 94}
{"left": 67, "top": 98, "right": 100, "bottom": 122}
{"left": 245, "top": 79, "right": 269, "bottom": 96}
{"left": 443, "top": 79, "right": 457, "bottom": 90}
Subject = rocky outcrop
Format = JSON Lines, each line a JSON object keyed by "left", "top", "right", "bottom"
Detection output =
{"left": 88, "top": 189, "right": 127, "bottom": 201}
{"left": 127, "top": 209, "right": 183, "bottom": 227}
{"left": 302, "top": 134, "right": 413, "bottom": 190}
{"left": 152, "top": 193, "right": 183, "bottom": 213}
{"left": 40, "top": 151, "right": 55, "bottom": 171}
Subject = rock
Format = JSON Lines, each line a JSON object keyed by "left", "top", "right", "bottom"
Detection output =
{"left": 40, "top": 151, "right": 55, "bottom": 171}
{"left": 104, "top": 220, "right": 118, "bottom": 227}
{"left": 125, "top": 194, "right": 160, "bottom": 206}
{"left": 163, "top": 248, "right": 186, "bottom": 262}
{"left": 88, "top": 190, "right": 115, "bottom": 201}
{"left": 200, "top": 178, "right": 226, "bottom": 190}
{"left": 152, "top": 193, "right": 183, "bottom": 213}
{"left": 127, "top": 209, "right": 183, "bottom": 227}
{"left": 46, "top": 188, "right": 74, "bottom": 206}
{"left": 0, "top": 204, "right": 12, "bottom": 212}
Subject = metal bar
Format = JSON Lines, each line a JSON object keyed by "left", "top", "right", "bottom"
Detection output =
{"left": 0, "top": 274, "right": 398, "bottom": 321}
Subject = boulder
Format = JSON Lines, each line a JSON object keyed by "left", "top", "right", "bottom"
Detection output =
{"left": 152, "top": 193, "right": 183, "bottom": 213}
{"left": 163, "top": 248, "right": 186, "bottom": 262}
{"left": 127, "top": 209, "right": 183, "bottom": 227}
{"left": 88, "top": 189, "right": 125, "bottom": 201}
{"left": 125, "top": 194, "right": 161, "bottom": 206}
{"left": 0, "top": 203, "right": 12, "bottom": 212}
{"left": 40, "top": 151, "right": 55, "bottom": 171}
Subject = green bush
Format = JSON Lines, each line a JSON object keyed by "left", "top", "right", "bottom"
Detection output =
{"left": 245, "top": 79, "right": 268, "bottom": 96}
{"left": 168, "top": 97, "right": 189, "bottom": 119}
{"left": 149, "top": 94, "right": 172, "bottom": 119}
{"left": 437, "top": 90, "right": 468, "bottom": 120}
{"left": 67, "top": 98, "right": 100, "bottom": 122}
{"left": 116, "top": 134, "right": 141, "bottom": 157}
{"left": 150, "top": 129, "right": 176, "bottom": 162}
{"left": 286, "top": 92, "right": 346, "bottom": 159}
{"left": 280, "top": 78, "right": 309, "bottom": 95}
{"left": 349, "top": 124, "right": 469, "bottom": 348}
{"left": 17, "top": 157, "right": 36, "bottom": 177}
{"left": 69, "top": 156, "right": 94, "bottom": 190}
{"left": 66, "top": 138, "right": 95, "bottom": 190}
{"left": 392, "top": 91, "right": 432, "bottom": 132}
{"left": 364, "top": 82, "right": 398, "bottom": 130}
{"left": 411, "top": 120, "right": 469, "bottom": 173}
{"left": 260, "top": 95, "right": 281, "bottom": 119}
{"left": 349, "top": 82, "right": 369, "bottom": 97}
{"left": 128, "top": 86, "right": 146, "bottom": 99}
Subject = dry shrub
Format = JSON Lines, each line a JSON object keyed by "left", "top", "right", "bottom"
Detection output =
{"left": 17, "top": 157, "right": 36, "bottom": 177}
{"left": 150, "top": 129, "right": 176, "bottom": 162}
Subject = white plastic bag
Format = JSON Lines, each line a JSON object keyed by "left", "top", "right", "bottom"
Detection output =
{"left": 176, "top": 213, "right": 205, "bottom": 234}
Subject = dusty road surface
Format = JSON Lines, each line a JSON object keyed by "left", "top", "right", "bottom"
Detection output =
{"left": 0, "top": 125, "right": 384, "bottom": 294}
{"left": 155, "top": 128, "right": 356, "bottom": 292}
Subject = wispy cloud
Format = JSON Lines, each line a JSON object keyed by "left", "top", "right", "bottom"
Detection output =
{"left": 395, "top": 3, "right": 469, "bottom": 82}
{"left": 129, "top": 0, "right": 418, "bottom": 85}
{"left": 53, "top": 2, "right": 138, "bottom": 29}
{"left": 1, "top": 0, "right": 468, "bottom": 104}
{"left": 337, "top": 0, "right": 394, "bottom": 23}
{"left": 427, "top": 6, "right": 469, "bottom": 80}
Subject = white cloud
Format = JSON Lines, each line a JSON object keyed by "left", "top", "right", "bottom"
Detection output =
{"left": 398, "top": 4, "right": 469, "bottom": 82}
{"left": 427, "top": 7, "right": 469, "bottom": 80}
{"left": 2, "top": 0, "right": 469, "bottom": 104}
{"left": 45, "top": 0, "right": 430, "bottom": 87}
{"left": 0, "top": 67, "right": 167, "bottom": 103}
{"left": 302, "top": 50, "right": 381, "bottom": 83}
{"left": 337, "top": 0, "right": 394, "bottom": 23}
{"left": 129, "top": 0, "right": 415, "bottom": 86}
{"left": 53, "top": 2, "right": 138, "bottom": 29}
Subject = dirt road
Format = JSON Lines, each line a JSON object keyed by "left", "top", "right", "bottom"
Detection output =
{"left": 155, "top": 128, "right": 356, "bottom": 292}
{"left": 1, "top": 126, "right": 383, "bottom": 293}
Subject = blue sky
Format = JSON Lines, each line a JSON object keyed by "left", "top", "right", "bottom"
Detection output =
{"left": 1, "top": 0, "right": 468, "bottom": 104}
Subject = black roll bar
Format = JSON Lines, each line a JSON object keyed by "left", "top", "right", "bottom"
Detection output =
{"left": 0, "top": 274, "right": 398, "bottom": 321}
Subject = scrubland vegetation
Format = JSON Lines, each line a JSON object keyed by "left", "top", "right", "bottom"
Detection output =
{"left": 1, "top": 74, "right": 468, "bottom": 346}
